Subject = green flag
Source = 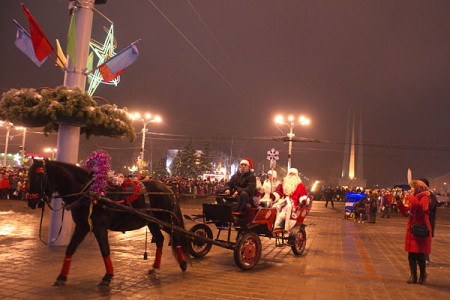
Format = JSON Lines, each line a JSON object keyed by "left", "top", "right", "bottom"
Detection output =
{"left": 67, "top": 11, "right": 76, "bottom": 65}
{"left": 86, "top": 52, "right": 93, "bottom": 83}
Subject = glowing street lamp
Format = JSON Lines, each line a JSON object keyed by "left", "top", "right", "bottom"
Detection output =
{"left": 311, "top": 180, "right": 320, "bottom": 192}
{"left": 130, "top": 112, "right": 162, "bottom": 173}
{"left": 274, "top": 114, "right": 311, "bottom": 170}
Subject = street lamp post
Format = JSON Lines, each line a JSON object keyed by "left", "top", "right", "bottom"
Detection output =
{"left": 0, "top": 121, "right": 12, "bottom": 167}
{"left": 15, "top": 127, "right": 27, "bottom": 166}
{"left": 44, "top": 147, "right": 57, "bottom": 160}
{"left": 131, "top": 113, "right": 161, "bottom": 175}
{"left": 274, "top": 115, "right": 311, "bottom": 170}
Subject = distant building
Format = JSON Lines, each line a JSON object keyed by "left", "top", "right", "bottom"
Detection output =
{"left": 338, "top": 111, "right": 367, "bottom": 188}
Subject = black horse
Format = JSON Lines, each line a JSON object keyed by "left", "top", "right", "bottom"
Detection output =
{"left": 26, "top": 159, "right": 190, "bottom": 286}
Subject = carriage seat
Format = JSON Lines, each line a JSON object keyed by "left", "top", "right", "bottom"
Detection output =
{"left": 251, "top": 207, "right": 277, "bottom": 232}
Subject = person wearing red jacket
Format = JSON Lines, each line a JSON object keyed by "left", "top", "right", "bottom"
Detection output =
{"left": 396, "top": 180, "right": 432, "bottom": 285}
{"left": 272, "top": 168, "right": 308, "bottom": 231}
{"left": 0, "top": 173, "right": 11, "bottom": 199}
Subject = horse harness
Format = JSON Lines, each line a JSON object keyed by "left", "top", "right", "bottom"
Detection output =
{"left": 27, "top": 160, "right": 181, "bottom": 243}
{"left": 26, "top": 160, "right": 93, "bottom": 211}
{"left": 26, "top": 160, "right": 93, "bottom": 244}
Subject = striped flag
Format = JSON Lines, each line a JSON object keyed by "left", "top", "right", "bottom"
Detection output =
{"left": 13, "top": 20, "right": 47, "bottom": 67}
{"left": 99, "top": 44, "right": 139, "bottom": 82}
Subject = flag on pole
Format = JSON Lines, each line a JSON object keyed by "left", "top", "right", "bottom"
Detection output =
{"left": 86, "top": 52, "right": 94, "bottom": 72}
{"left": 55, "top": 39, "right": 67, "bottom": 69}
{"left": 13, "top": 20, "right": 47, "bottom": 67}
{"left": 99, "top": 43, "right": 139, "bottom": 82}
{"left": 86, "top": 52, "right": 94, "bottom": 83}
{"left": 66, "top": 11, "right": 77, "bottom": 65}
{"left": 21, "top": 3, "right": 54, "bottom": 62}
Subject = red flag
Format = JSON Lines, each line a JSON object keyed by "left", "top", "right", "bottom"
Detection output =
{"left": 21, "top": 3, "right": 54, "bottom": 62}
{"left": 14, "top": 20, "right": 47, "bottom": 67}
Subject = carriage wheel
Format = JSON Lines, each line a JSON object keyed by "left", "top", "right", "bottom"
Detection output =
{"left": 188, "top": 224, "right": 213, "bottom": 258}
{"left": 290, "top": 225, "right": 306, "bottom": 255}
{"left": 233, "top": 231, "right": 261, "bottom": 270}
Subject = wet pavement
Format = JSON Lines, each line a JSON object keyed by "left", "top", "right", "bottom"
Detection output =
{"left": 1, "top": 198, "right": 450, "bottom": 299}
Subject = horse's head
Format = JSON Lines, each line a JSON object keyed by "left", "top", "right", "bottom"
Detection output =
{"left": 26, "top": 158, "right": 52, "bottom": 209}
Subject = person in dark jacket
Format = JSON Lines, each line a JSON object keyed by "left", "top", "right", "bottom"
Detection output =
{"left": 324, "top": 186, "right": 334, "bottom": 208}
{"left": 368, "top": 191, "right": 379, "bottom": 223}
{"left": 223, "top": 158, "right": 257, "bottom": 213}
{"left": 397, "top": 180, "right": 432, "bottom": 285}
{"left": 419, "top": 178, "right": 437, "bottom": 265}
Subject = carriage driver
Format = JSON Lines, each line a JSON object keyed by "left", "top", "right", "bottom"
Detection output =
{"left": 272, "top": 168, "right": 310, "bottom": 231}
{"left": 223, "top": 158, "right": 257, "bottom": 213}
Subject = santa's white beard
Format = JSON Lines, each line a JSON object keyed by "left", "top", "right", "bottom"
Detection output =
{"left": 283, "top": 175, "right": 301, "bottom": 196}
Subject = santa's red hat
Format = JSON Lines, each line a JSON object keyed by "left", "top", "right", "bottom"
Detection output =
{"left": 240, "top": 158, "right": 254, "bottom": 170}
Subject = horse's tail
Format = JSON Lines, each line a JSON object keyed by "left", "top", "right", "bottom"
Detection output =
{"left": 171, "top": 197, "right": 192, "bottom": 265}
{"left": 142, "top": 179, "right": 192, "bottom": 265}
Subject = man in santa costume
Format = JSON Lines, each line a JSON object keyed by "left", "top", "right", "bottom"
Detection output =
{"left": 272, "top": 168, "right": 309, "bottom": 231}
{"left": 223, "top": 158, "right": 257, "bottom": 213}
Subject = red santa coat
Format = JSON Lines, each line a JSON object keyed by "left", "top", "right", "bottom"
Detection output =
{"left": 397, "top": 191, "right": 432, "bottom": 254}
{"left": 273, "top": 182, "right": 307, "bottom": 207}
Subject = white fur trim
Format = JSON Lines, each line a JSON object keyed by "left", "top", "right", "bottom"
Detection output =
{"left": 273, "top": 192, "right": 280, "bottom": 202}
{"left": 288, "top": 168, "right": 299, "bottom": 176}
{"left": 300, "top": 195, "right": 310, "bottom": 206}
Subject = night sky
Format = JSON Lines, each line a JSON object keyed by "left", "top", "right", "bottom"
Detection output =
{"left": 1, "top": 0, "right": 450, "bottom": 187}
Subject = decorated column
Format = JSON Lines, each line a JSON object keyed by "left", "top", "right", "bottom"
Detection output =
{"left": 48, "top": 0, "right": 95, "bottom": 246}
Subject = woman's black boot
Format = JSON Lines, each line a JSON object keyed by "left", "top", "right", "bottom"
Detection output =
{"left": 417, "top": 254, "right": 427, "bottom": 285}
{"left": 407, "top": 253, "right": 417, "bottom": 284}
{"left": 407, "top": 273, "right": 417, "bottom": 284}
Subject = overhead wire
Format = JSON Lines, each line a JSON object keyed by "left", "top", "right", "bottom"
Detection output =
{"left": 146, "top": 0, "right": 255, "bottom": 112}
{"left": 186, "top": 0, "right": 239, "bottom": 73}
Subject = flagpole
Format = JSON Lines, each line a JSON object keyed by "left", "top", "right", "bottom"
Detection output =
{"left": 48, "top": 0, "right": 95, "bottom": 247}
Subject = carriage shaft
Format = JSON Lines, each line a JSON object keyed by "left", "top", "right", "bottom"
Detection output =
{"left": 99, "top": 197, "right": 235, "bottom": 250}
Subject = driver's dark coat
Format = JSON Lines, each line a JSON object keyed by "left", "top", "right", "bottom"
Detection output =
{"left": 224, "top": 171, "right": 257, "bottom": 197}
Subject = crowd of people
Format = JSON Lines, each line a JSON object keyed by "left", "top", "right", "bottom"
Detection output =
{"left": 331, "top": 179, "right": 437, "bottom": 285}
{"left": 2, "top": 158, "right": 445, "bottom": 286}
{"left": 0, "top": 167, "right": 28, "bottom": 201}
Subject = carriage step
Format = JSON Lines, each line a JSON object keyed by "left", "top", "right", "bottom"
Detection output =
{"left": 183, "top": 214, "right": 204, "bottom": 222}
{"left": 232, "top": 211, "right": 246, "bottom": 216}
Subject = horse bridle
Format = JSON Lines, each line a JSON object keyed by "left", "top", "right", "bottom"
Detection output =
{"left": 26, "top": 160, "right": 53, "bottom": 209}
{"left": 26, "top": 160, "right": 94, "bottom": 211}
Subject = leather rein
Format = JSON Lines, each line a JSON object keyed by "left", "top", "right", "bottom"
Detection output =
{"left": 26, "top": 160, "right": 93, "bottom": 244}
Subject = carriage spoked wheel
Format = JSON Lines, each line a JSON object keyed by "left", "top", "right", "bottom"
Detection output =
{"left": 233, "top": 231, "right": 262, "bottom": 270}
{"left": 187, "top": 224, "right": 213, "bottom": 258}
{"left": 289, "top": 224, "right": 307, "bottom": 255}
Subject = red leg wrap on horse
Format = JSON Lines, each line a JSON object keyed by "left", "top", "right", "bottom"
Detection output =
{"left": 153, "top": 247, "right": 163, "bottom": 268}
{"left": 176, "top": 246, "right": 185, "bottom": 263}
{"left": 60, "top": 256, "right": 72, "bottom": 276}
{"left": 103, "top": 256, "right": 114, "bottom": 275}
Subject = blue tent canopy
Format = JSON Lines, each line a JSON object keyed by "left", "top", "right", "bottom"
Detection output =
{"left": 345, "top": 192, "right": 367, "bottom": 216}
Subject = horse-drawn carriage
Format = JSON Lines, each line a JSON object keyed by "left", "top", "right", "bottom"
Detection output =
{"left": 184, "top": 197, "right": 310, "bottom": 270}
{"left": 26, "top": 158, "right": 310, "bottom": 286}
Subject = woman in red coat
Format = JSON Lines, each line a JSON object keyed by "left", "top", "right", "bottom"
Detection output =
{"left": 397, "top": 180, "right": 432, "bottom": 285}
